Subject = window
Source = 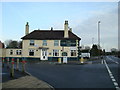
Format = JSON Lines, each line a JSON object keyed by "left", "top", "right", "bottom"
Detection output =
{"left": 10, "top": 50, "right": 13, "bottom": 55}
{"left": 53, "top": 49, "right": 59, "bottom": 56}
{"left": 62, "top": 52, "right": 67, "bottom": 56}
{"left": 42, "top": 40, "right": 47, "bottom": 46}
{"left": 29, "top": 50, "right": 34, "bottom": 56}
{"left": 71, "top": 50, "right": 76, "bottom": 56}
{"left": 30, "top": 40, "right": 34, "bottom": 46}
{"left": 54, "top": 40, "right": 59, "bottom": 46}
{"left": 16, "top": 50, "right": 22, "bottom": 55}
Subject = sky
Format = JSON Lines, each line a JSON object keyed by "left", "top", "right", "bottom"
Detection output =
{"left": 0, "top": 1, "right": 118, "bottom": 52}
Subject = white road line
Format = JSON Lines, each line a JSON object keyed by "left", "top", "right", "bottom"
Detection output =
{"left": 112, "top": 79, "right": 116, "bottom": 82}
{"left": 104, "top": 60, "right": 120, "bottom": 90}
{"left": 101, "top": 59, "right": 104, "bottom": 64}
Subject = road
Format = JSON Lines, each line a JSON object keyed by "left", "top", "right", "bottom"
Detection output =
{"left": 25, "top": 56, "right": 120, "bottom": 89}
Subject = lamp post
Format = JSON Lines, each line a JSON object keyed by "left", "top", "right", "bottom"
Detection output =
{"left": 98, "top": 21, "right": 101, "bottom": 59}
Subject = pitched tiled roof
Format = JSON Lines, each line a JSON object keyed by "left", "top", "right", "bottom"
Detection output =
{"left": 21, "top": 30, "right": 81, "bottom": 40}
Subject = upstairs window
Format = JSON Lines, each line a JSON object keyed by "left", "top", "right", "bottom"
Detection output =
{"left": 54, "top": 40, "right": 59, "bottom": 46}
{"left": 30, "top": 40, "right": 34, "bottom": 46}
{"left": 16, "top": 50, "right": 22, "bottom": 55}
{"left": 43, "top": 40, "right": 47, "bottom": 46}
{"left": 10, "top": 50, "right": 13, "bottom": 55}
{"left": 29, "top": 50, "right": 34, "bottom": 56}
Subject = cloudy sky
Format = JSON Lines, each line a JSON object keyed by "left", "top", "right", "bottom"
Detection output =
{"left": 0, "top": 1, "right": 118, "bottom": 51}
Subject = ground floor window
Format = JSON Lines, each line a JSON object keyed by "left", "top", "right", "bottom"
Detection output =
{"left": 10, "top": 50, "right": 13, "bottom": 55}
{"left": 71, "top": 50, "right": 76, "bottom": 56}
{"left": 16, "top": 50, "right": 22, "bottom": 55}
{"left": 53, "top": 49, "right": 59, "bottom": 56}
{"left": 62, "top": 52, "right": 67, "bottom": 56}
{"left": 29, "top": 50, "right": 34, "bottom": 56}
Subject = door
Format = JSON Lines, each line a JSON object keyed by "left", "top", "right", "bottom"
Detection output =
{"left": 41, "top": 49, "right": 48, "bottom": 60}
{"left": 63, "top": 57, "right": 67, "bottom": 63}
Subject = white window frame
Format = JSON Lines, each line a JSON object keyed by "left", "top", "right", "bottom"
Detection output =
{"left": 71, "top": 50, "right": 76, "bottom": 56}
{"left": 53, "top": 49, "right": 59, "bottom": 56}
{"left": 16, "top": 50, "right": 22, "bottom": 55}
{"left": 30, "top": 40, "right": 34, "bottom": 46}
{"left": 54, "top": 40, "right": 59, "bottom": 46}
{"left": 29, "top": 50, "right": 34, "bottom": 56}
{"left": 42, "top": 40, "right": 47, "bottom": 46}
{"left": 10, "top": 50, "right": 13, "bottom": 55}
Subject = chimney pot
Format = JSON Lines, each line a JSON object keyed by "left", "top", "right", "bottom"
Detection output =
{"left": 64, "top": 20, "right": 69, "bottom": 38}
{"left": 51, "top": 27, "right": 53, "bottom": 31}
{"left": 25, "top": 22, "right": 29, "bottom": 35}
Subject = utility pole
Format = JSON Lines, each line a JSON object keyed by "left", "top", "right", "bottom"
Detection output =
{"left": 92, "top": 37, "right": 94, "bottom": 45}
{"left": 98, "top": 21, "right": 101, "bottom": 59}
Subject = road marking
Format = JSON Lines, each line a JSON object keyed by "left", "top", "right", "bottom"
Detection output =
{"left": 112, "top": 79, "right": 116, "bottom": 82}
{"left": 104, "top": 60, "right": 120, "bottom": 90}
{"left": 101, "top": 59, "right": 104, "bottom": 64}
{"left": 106, "top": 56, "right": 119, "bottom": 64}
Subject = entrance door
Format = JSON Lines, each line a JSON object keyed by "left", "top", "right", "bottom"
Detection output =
{"left": 41, "top": 49, "right": 48, "bottom": 60}
{"left": 63, "top": 57, "right": 67, "bottom": 63}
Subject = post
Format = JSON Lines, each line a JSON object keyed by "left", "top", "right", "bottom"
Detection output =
{"left": 7, "top": 57, "right": 9, "bottom": 68}
{"left": 58, "top": 58, "right": 61, "bottom": 64}
{"left": 16, "top": 58, "right": 19, "bottom": 71}
{"left": 80, "top": 57, "right": 84, "bottom": 64}
{"left": 10, "top": 58, "right": 14, "bottom": 78}
{"left": 22, "top": 58, "right": 26, "bottom": 73}
{"left": 98, "top": 21, "right": 101, "bottom": 59}
{"left": 2, "top": 57, "right": 4, "bottom": 68}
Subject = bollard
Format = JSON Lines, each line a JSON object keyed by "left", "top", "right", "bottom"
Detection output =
{"left": 7, "top": 58, "right": 9, "bottom": 68}
{"left": 16, "top": 58, "right": 19, "bottom": 71}
{"left": 22, "top": 59, "right": 26, "bottom": 73}
{"left": 2, "top": 57, "right": 4, "bottom": 68}
{"left": 80, "top": 57, "right": 84, "bottom": 64}
{"left": 10, "top": 58, "right": 14, "bottom": 78}
{"left": 58, "top": 58, "right": 61, "bottom": 64}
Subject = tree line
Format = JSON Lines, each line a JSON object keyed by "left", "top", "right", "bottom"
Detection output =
{"left": 4, "top": 40, "right": 22, "bottom": 49}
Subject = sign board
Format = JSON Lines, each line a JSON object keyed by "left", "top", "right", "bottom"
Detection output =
{"left": 60, "top": 40, "right": 76, "bottom": 46}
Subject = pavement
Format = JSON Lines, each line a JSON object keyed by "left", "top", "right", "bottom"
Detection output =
{"left": 2, "top": 76, "right": 54, "bottom": 89}
{"left": 2, "top": 62, "right": 54, "bottom": 89}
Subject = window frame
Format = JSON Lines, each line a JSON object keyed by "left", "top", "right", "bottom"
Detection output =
{"left": 30, "top": 40, "right": 34, "bottom": 46}
{"left": 10, "top": 50, "right": 13, "bottom": 55}
{"left": 53, "top": 49, "right": 59, "bottom": 56}
{"left": 16, "top": 50, "right": 22, "bottom": 55}
{"left": 29, "top": 50, "right": 34, "bottom": 56}
{"left": 71, "top": 50, "right": 76, "bottom": 56}
{"left": 54, "top": 40, "right": 59, "bottom": 46}
{"left": 42, "top": 40, "right": 47, "bottom": 46}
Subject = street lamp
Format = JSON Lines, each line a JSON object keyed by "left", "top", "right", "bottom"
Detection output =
{"left": 98, "top": 21, "right": 101, "bottom": 59}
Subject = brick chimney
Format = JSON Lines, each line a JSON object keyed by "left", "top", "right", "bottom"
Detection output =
{"left": 64, "top": 20, "right": 69, "bottom": 38}
{"left": 25, "top": 22, "right": 29, "bottom": 35}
